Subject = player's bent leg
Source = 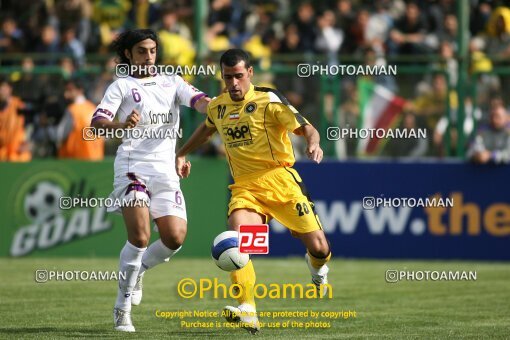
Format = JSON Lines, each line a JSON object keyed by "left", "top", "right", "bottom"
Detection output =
{"left": 123, "top": 206, "right": 151, "bottom": 248}
{"left": 297, "top": 230, "right": 332, "bottom": 298}
{"left": 155, "top": 215, "right": 187, "bottom": 249}
{"left": 223, "top": 209, "right": 263, "bottom": 334}
{"left": 132, "top": 215, "right": 186, "bottom": 306}
{"left": 228, "top": 208, "right": 266, "bottom": 232}
{"left": 299, "top": 229, "right": 330, "bottom": 259}
{"left": 114, "top": 206, "right": 150, "bottom": 332}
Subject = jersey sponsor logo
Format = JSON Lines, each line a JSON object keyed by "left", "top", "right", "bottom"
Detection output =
{"left": 149, "top": 110, "right": 174, "bottom": 125}
{"left": 229, "top": 113, "right": 240, "bottom": 120}
{"left": 245, "top": 102, "right": 257, "bottom": 114}
{"left": 239, "top": 224, "right": 269, "bottom": 254}
{"left": 217, "top": 105, "right": 226, "bottom": 119}
{"left": 142, "top": 82, "right": 156, "bottom": 86}
{"left": 222, "top": 123, "right": 253, "bottom": 147}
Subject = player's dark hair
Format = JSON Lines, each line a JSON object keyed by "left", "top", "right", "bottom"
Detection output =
{"left": 111, "top": 29, "right": 159, "bottom": 65}
{"left": 220, "top": 49, "right": 252, "bottom": 69}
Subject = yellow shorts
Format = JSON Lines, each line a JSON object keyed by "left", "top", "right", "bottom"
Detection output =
{"left": 228, "top": 167, "right": 323, "bottom": 234}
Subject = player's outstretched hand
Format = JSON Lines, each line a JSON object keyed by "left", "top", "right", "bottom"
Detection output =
{"left": 176, "top": 155, "right": 191, "bottom": 179}
{"left": 124, "top": 109, "right": 140, "bottom": 129}
{"left": 306, "top": 143, "right": 323, "bottom": 164}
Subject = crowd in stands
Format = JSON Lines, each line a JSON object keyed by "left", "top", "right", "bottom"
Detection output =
{"left": 0, "top": 0, "right": 509, "bottom": 162}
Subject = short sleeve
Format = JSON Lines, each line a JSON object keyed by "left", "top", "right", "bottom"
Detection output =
{"left": 175, "top": 75, "right": 206, "bottom": 109}
{"left": 270, "top": 103, "right": 309, "bottom": 133}
{"left": 265, "top": 88, "right": 309, "bottom": 133}
{"left": 91, "top": 82, "right": 123, "bottom": 122}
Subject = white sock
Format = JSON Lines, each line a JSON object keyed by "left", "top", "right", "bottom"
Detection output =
{"left": 115, "top": 241, "right": 146, "bottom": 311}
{"left": 137, "top": 239, "right": 181, "bottom": 277}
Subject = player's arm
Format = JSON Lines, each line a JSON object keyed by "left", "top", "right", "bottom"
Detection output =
{"left": 176, "top": 75, "right": 211, "bottom": 114}
{"left": 91, "top": 110, "right": 140, "bottom": 130}
{"left": 295, "top": 124, "right": 323, "bottom": 164}
{"left": 193, "top": 96, "right": 211, "bottom": 114}
{"left": 176, "top": 122, "right": 217, "bottom": 178}
{"left": 90, "top": 82, "right": 139, "bottom": 131}
{"left": 266, "top": 88, "right": 324, "bottom": 164}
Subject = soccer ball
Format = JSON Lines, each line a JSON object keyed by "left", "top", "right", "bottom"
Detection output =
{"left": 211, "top": 230, "right": 250, "bottom": 271}
{"left": 24, "top": 181, "right": 63, "bottom": 224}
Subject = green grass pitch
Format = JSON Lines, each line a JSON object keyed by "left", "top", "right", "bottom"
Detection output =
{"left": 0, "top": 258, "right": 509, "bottom": 339}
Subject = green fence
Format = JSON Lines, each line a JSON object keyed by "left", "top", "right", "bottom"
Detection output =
{"left": 0, "top": 158, "right": 230, "bottom": 257}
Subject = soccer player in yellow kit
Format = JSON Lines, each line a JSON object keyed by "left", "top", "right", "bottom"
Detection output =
{"left": 176, "top": 49, "right": 331, "bottom": 334}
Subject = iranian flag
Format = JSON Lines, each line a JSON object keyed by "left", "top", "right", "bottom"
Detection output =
{"left": 357, "top": 79, "right": 406, "bottom": 155}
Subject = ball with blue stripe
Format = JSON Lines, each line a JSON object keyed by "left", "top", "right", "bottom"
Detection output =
{"left": 211, "top": 231, "right": 250, "bottom": 271}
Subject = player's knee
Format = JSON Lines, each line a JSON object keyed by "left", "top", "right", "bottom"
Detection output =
{"left": 128, "top": 232, "right": 150, "bottom": 248}
{"left": 308, "top": 247, "right": 330, "bottom": 259}
{"left": 161, "top": 230, "right": 186, "bottom": 249}
{"left": 129, "top": 236, "right": 149, "bottom": 248}
{"left": 308, "top": 239, "right": 330, "bottom": 258}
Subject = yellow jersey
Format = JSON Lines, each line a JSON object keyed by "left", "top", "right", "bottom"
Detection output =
{"left": 205, "top": 84, "right": 309, "bottom": 180}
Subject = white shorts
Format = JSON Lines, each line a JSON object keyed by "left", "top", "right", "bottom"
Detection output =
{"left": 107, "top": 160, "right": 186, "bottom": 221}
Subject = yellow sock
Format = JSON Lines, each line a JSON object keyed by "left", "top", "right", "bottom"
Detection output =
{"left": 230, "top": 260, "right": 256, "bottom": 307}
{"left": 307, "top": 250, "right": 331, "bottom": 269}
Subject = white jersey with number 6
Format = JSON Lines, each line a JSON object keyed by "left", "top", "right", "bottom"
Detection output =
{"left": 93, "top": 73, "right": 206, "bottom": 219}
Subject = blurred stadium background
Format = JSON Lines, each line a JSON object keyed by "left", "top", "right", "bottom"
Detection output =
{"left": 1, "top": 0, "right": 509, "bottom": 338}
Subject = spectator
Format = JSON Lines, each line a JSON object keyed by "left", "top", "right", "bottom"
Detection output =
{"left": 207, "top": 0, "right": 235, "bottom": 51}
{"left": 155, "top": 3, "right": 191, "bottom": 40}
{"left": 35, "top": 25, "right": 60, "bottom": 65}
{"left": 128, "top": 0, "right": 160, "bottom": 29}
{"left": 31, "top": 98, "right": 64, "bottom": 158}
{"left": 467, "top": 101, "right": 510, "bottom": 164}
{"left": 11, "top": 57, "right": 45, "bottom": 126}
{"left": 428, "top": 14, "right": 458, "bottom": 52}
{"left": 413, "top": 74, "right": 452, "bottom": 130}
{"left": 279, "top": 22, "right": 301, "bottom": 54}
{"left": 0, "top": 78, "right": 31, "bottom": 161}
{"left": 294, "top": 1, "right": 317, "bottom": 53}
{"left": 54, "top": 0, "right": 92, "bottom": 47}
{"left": 275, "top": 22, "right": 313, "bottom": 129}
{"left": 439, "top": 14, "right": 458, "bottom": 49}
{"left": 157, "top": 5, "right": 195, "bottom": 70}
{"left": 60, "top": 26, "right": 85, "bottom": 67}
{"left": 470, "top": 0, "right": 492, "bottom": 36}
{"left": 436, "top": 40, "right": 458, "bottom": 86}
{"left": 364, "top": 46, "right": 397, "bottom": 91}
{"left": 48, "top": 80, "right": 104, "bottom": 160}
{"left": 335, "top": 0, "right": 355, "bottom": 34}
{"left": 388, "top": 1, "right": 429, "bottom": 55}
{"left": 315, "top": 10, "right": 344, "bottom": 58}
{"left": 91, "top": 0, "right": 131, "bottom": 52}
{"left": 482, "top": 6, "right": 510, "bottom": 60}
{"left": 336, "top": 80, "right": 360, "bottom": 157}
{"left": 344, "top": 8, "right": 370, "bottom": 55}
{"left": 0, "top": 16, "right": 25, "bottom": 60}
{"left": 244, "top": 5, "right": 281, "bottom": 66}
{"left": 411, "top": 73, "right": 456, "bottom": 156}
{"left": 60, "top": 57, "right": 76, "bottom": 80}
{"left": 383, "top": 111, "right": 428, "bottom": 159}
{"left": 427, "top": 0, "right": 455, "bottom": 34}
{"left": 365, "top": 0, "right": 393, "bottom": 56}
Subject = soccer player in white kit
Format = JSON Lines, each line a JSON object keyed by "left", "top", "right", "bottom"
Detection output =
{"left": 90, "top": 29, "right": 210, "bottom": 332}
